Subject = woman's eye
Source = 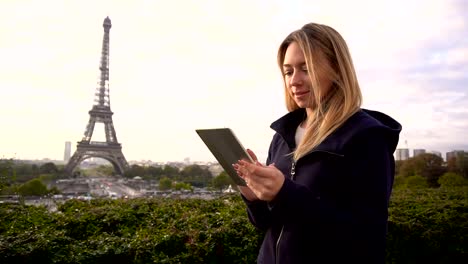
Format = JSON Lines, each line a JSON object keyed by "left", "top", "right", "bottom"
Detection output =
{"left": 302, "top": 66, "right": 308, "bottom": 72}
{"left": 284, "top": 70, "right": 292, "bottom": 76}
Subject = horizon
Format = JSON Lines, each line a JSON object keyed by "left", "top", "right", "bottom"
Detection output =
{"left": 1, "top": 0, "right": 467, "bottom": 163}
{"left": 5, "top": 146, "right": 465, "bottom": 164}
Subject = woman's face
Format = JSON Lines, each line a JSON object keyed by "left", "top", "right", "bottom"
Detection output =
{"left": 282, "top": 41, "right": 332, "bottom": 109}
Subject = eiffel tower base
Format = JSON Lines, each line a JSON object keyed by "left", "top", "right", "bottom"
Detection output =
{"left": 65, "top": 141, "right": 129, "bottom": 177}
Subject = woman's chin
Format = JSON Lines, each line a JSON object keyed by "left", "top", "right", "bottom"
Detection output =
{"left": 295, "top": 101, "right": 316, "bottom": 109}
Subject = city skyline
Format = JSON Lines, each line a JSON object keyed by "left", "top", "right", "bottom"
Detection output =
{"left": 0, "top": 0, "right": 467, "bottom": 163}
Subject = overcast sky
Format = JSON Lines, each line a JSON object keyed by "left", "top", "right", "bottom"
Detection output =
{"left": 0, "top": 0, "right": 467, "bottom": 163}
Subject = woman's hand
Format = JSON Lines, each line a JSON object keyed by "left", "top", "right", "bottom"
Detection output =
{"left": 233, "top": 149, "right": 285, "bottom": 202}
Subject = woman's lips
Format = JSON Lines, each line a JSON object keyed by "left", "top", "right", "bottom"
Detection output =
{"left": 294, "top": 90, "right": 310, "bottom": 97}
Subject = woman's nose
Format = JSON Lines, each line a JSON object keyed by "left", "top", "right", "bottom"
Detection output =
{"left": 290, "top": 71, "right": 304, "bottom": 86}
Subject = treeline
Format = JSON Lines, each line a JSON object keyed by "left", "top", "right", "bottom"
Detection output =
{"left": 394, "top": 152, "right": 468, "bottom": 188}
{"left": 0, "top": 160, "right": 236, "bottom": 196}
{"left": 0, "top": 159, "right": 61, "bottom": 197}
{"left": 124, "top": 164, "right": 214, "bottom": 187}
{"left": 3, "top": 151, "right": 467, "bottom": 197}
{"left": 125, "top": 164, "right": 236, "bottom": 191}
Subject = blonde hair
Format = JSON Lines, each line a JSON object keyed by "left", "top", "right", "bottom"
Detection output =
{"left": 277, "top": 23, "right": 362, "bottom": 161}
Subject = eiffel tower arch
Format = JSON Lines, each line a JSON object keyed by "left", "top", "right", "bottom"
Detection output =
{"left": 65, "top": 17, "right": 129, "bottom": 177}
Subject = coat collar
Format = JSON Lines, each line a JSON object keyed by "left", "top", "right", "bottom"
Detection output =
{"left": 270, "top": 108, "right": 402, "bottom": 156}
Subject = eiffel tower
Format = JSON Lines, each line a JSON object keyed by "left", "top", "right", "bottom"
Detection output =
{"left": 65, "top": 17, "right": 129, "bottom": 176}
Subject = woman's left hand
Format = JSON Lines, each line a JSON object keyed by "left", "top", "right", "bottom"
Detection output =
{"left": 233, "top": 149, "right": 285, "bottom": 202}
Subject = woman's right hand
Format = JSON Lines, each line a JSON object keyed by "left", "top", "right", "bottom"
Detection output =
{"left": 235, "top": 148, "right": 260, "bottom": 201}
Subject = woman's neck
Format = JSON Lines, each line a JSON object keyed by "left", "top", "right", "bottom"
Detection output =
{"left": 301, "top": 108, "right": 316, "bottom": 127}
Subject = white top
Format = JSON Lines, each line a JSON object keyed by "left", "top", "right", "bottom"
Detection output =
{"left": 295, "top": 124, "right": 306, "bottom": 146}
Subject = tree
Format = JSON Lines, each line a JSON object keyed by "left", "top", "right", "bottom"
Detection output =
{"left": 397, "top": 158, "right": 416, "bottom": 178}
{"left": 438, "top": 172, "right": 467, "bottom": 187}
{"left": 394, "top": 160, "right": 405, "bottom": 177}
{"left": 174, "top": 182, "right": 193, "bottom": 191}
{"left": 159, "top": 177, "right": 173, "bottom": 190}
{"left": 180, "top": 165, "right": 212, "bottom": 187}
{"left": 13, "top": 162, "right": 32, "bottom": 182}
{"left": 163, "top": 165, "right": 180, "bottom": 177}
{"left": 95, "top": 165, "right": 114, "bottom": 176}
{"left": 399, "top": 154, "right": 445, "bottom": 187}
{"left": 212, "top": 171, "right": 235, "bottom": 191}
{"left": 392, "top": 175, "right": 406, "bottom": 189}
{"left": 456, "top": 152, "right": 468, "bottom": 179}
{"left": 125, "top": 165, "right": 146, "bottom": 178}
{"left": 48, "top": 186, "right": 61, "bottom": 195}
{"left": 405, "top": 175, "right": 428, "bottom": 189}
{"left": 412, "top": 153, "right": 446, "bottom": 187}
{"left": 39, "top": 162, "right": 58, "bottom": 174}
{"left": 147, "top": 166, "right": 164, "bottom": 180}
{"left": 18, "top": 178, "right": 48, "bottom": 196}
{"left": 447, "top": 152, "right": 468, "bottom": 179}
{"left": 0, "top": 159, "right": 15, "bottom": 193}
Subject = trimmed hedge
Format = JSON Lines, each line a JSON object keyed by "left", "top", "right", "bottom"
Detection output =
{"left": 387, "top": 187, "right": 467, "bottom": 263}
{"left": 0, "top": 187, "right": 467, "bottom": 263}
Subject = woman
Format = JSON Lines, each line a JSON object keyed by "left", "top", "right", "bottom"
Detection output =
{"left": 233, "top": 23, "right": 402, "bottom": 263}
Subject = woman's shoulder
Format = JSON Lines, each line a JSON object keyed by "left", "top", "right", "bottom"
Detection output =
{"left": 343, "top": 109, "right": 401, "bottom": 134}
{"left": 340, "top": 108, "right": 402, "bottom": 149}
{"left": 350, "top": 109, "right": 400, "bottom": 129}
{"left": 315, "top": 109, "right": 402, "bottom": 154}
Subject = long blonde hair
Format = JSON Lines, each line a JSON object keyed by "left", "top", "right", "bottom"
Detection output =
{"left": 277, "top": 23, "right": 362, "bottom": 161}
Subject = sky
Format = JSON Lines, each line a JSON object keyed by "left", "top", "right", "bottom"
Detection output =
{"left": 0, "top": 0, "right": 467, "bottom": 163}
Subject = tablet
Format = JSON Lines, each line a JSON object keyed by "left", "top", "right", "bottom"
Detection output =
{"left": 196, "top": 128, "right": 253, "bottom": 186}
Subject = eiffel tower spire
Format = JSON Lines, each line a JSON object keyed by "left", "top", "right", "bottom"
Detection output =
{"left": 65, "top": 17, "right": 129, "bottom": 176}
{"left": 95, "top": 16, "right": 111, "bottom": 109}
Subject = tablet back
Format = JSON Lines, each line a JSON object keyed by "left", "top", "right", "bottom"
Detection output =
{"left": 196, "top": 128, "right": 252, "bottom": 186}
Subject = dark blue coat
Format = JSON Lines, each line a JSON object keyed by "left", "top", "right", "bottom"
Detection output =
{"left": 243, "top": 108, "right": 402, "bottom": 264}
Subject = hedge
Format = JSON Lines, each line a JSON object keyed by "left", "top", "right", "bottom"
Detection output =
{"left": 0, "top": 187, "right": 467, "bottom": 263}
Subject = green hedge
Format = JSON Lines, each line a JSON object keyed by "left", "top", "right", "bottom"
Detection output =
{"left": 0, "top": 187, "right": 467, "bottom": 263}
{"left": 387, "top": 187, "right": 467, "bottom": 263}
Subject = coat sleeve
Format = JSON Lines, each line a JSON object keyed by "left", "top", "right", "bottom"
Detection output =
{"left": 240, "top": 134, "right": 281, "bottom": 231}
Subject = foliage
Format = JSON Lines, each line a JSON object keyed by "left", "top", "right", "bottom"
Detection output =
{"left": 162, "top": 165, "right": 180, "bottom": 178}
{"left": 81, "top": 165, "right": 115, "bottom": 177}
{"left": 124, "top": 164, "right": 148, "bottom": 178}
{"left": 173, "top": 182, "right": 193, "bottom": 191}
{"left": 39, "top": 162, "right": 59, "bottom": 174}
{"left": 414, "top": 154, "right": 446, "bottom": 187}
{"left": 387, "top": 187, "right": 468, "bottom": 263}
{"left": 17, "top": 178, "right": 48, "bottom": 196}
{"left": 159, "top": 177, "right": 172, "bottom": 190}
{"left": 447, "top": 152, "right": 468, "bottom": 179}
{"left": 438, "top": 172, "right": 468, "bottom": 187}
{"left": 0, "top": 188, "right": 466, "bottom": 263}
{"left": 178, "top": 165, "right": 213, "bottom": 188}
{"left": 212, "top": 171, "right": 235, "bottom": 191}
{"left": 397, "top": 154, "right": 446, "bottom": 187}
{"left": 394, "top": 160, "right": 404, "bottom": 178}
{"left": 404, "top": 175, "right": 429, "bottom": 189}
{"left": 125, "top": 164, "right": 213, "bottom": 188}
{"left": 0, "top": 159, "right": 15, "bottom": 192}
{"left": 0, "top": 195, "right": 263, "bottom": 264}
{"left": 1, "top": 161, "right": 67, "bottom": 186}
{"left": 392, "top": 175, "right": 406, "bottom": 189}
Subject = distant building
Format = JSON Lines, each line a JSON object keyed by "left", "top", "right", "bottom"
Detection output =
{"left": 429, "top": 151, "right": 442, "bottom": 158}
{"left": 413, "top": 149, "right": 426, "bottom": 157}
{"left": 395, "top": 148, "right": 409, "bottom": 161}
{"left": 64, "top": 141, "right": 71, "bottom": 162}
{"left": 446, "top": 150, "right": 466, "bottom": 162}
